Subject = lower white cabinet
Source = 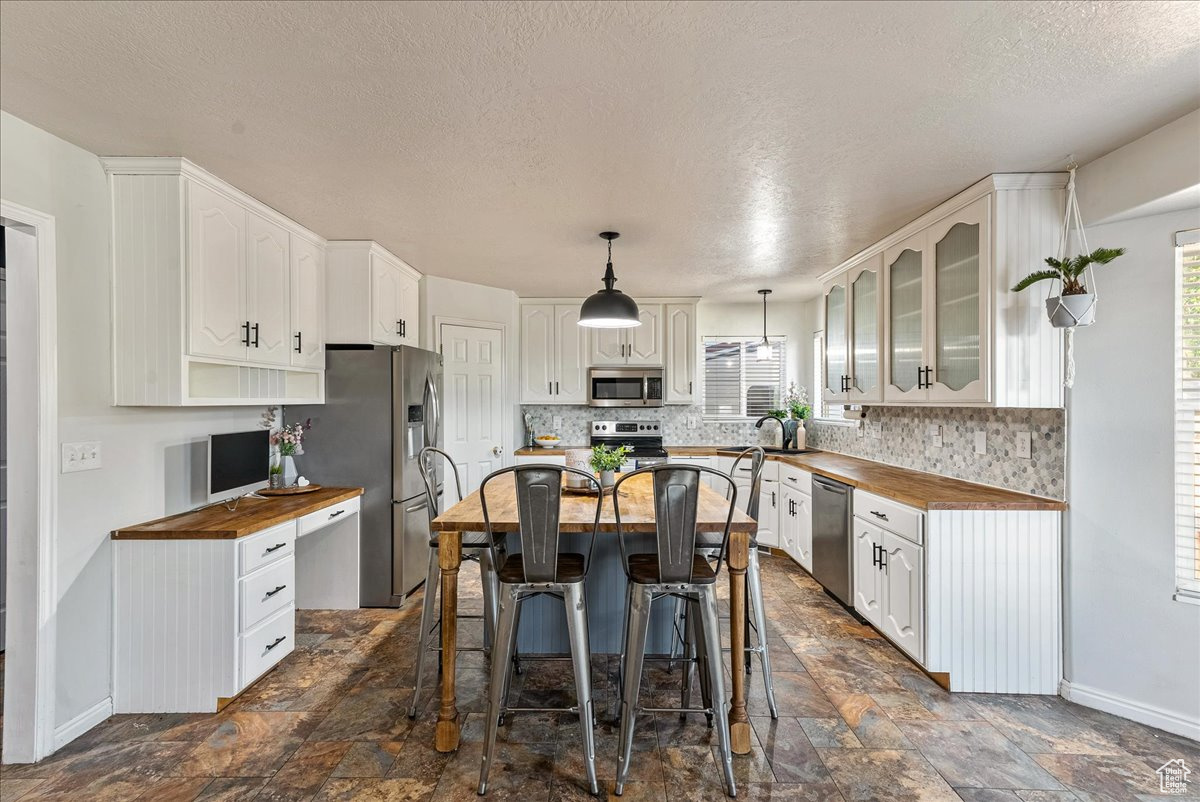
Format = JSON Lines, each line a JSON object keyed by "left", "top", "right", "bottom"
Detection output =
{"left": 516, "top": 454, "right": 566, "bottom": 466}
{"left": 852, "top": 518, "right": 885, "bottom": 628}
{"left": 853, "top": 504, "right": 924, "bottom": 664}
{"left": 780, "top": 483, "right": 813, "bottom": 571}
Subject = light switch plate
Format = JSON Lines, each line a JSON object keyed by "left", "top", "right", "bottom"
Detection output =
{"left": 870, "top": 421, "right": 883, "bottom": 439}
{"left": 62, "top": 441, "right": 102, "bottom": 473}
{"left": 974, "top": 431, "right": 987, "bottom": 455}
{"left": 687, "top": 416, "right": 698, "bottom": 430}
{"left": 928, "top": 424, "right": 943, "bottom": 449}
{"left": 552, "top": 415, "right": 563, "bottom": 432}
{"left": 1015, "top": 431, "right": 1032, "bottom": 459}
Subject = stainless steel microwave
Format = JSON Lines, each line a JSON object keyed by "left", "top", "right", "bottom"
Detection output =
{"left": 588, "top": 367, "right": 664, "bottom": 407}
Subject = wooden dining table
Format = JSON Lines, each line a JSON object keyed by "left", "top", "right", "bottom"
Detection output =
{"left": 430, "top": 471, "right": 758, "bottom": 754}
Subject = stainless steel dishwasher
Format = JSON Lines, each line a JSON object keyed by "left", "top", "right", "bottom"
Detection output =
{"left": 812, "top": 475, "right": 853, "bottom": 607}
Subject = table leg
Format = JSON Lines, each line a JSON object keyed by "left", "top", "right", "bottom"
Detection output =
{"left": 435, "top": 530, "right": 462, "bottom": 752}
{"left": 726, "top": 530, "right": 752, "bottom": 754}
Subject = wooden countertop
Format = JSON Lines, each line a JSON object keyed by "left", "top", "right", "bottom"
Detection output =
{"left": 433, "top": 472, "right": 755, "bottom": 533}
{"left": 514, "top": 446, "right": 1064, "bottom": 511}
{"left": 514, "top": 445, "right": 584, "bottom": 456}
{"left": 111, "top": 486, "right": 364, "bottom": 540}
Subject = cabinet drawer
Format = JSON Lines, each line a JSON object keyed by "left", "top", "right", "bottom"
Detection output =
{"left": 298, "top": 496, "right": 360, "bottom": 537}
{"left": 854, "top": 490, "right": 923, "bottom": 545}
{"left": 780, "top": 464, "right": 812, "bottom": 493}
{"left": 240, "top": 556, "right": 296, "bottom": 632}
{"left": 240, "top": 605, "right": 294, "bottom": 688}
{"left": 730, "top": 456, "right": 778, "bottom": 481}
{"left": 239, "top": 522, "right": 296, "bottom": 576}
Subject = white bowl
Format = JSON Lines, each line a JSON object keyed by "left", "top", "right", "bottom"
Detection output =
{"left": 534, "top": 438, "right": 561, "bottom": 448}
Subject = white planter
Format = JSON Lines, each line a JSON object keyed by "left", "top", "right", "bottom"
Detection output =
{"left": 1046, "top": 294, "right": 1096, "bottom": 328}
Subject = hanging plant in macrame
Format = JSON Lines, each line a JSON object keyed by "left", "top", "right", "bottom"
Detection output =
{"left": 1010, "top": 164, "right": 1125, "bottom": 387}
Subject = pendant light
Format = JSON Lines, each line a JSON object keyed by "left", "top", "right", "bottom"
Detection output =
{"left": 755, "top": 289, "right": 773, "bottom": 360}
{"left": 578, "top": 231, "right": 641, "bottom": 328}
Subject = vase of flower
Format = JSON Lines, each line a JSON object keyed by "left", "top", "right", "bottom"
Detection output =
{"left": 265, "top": 408, "right": 313, "bottom": 488}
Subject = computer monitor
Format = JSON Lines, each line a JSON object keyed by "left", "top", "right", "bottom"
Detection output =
{"left": 208, "top": 429, "right": 270, "bottom": 502}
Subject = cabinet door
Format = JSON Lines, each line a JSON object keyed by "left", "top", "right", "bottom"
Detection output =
{"left": 848, "top": 256, "right": 882, "bottom": 403}
{"left": 187, "top": 181, "right": 248, "bottom": 360}
{"left": 756, "top": 480, "right": 779, "bottom": 548}
{"left": 852, "top": 519, "right": 884, "bottom": 627}
{"left": 626, "top": 304, "right": 663, "bottom": 365}
{"left": 882, "top": 530, "right": 924, "bottom": 663}
{"left": 396, "top": 271, "right": 420, "bottom": 346}
{"left": 370, "top": 254, "right": 402, "bottom": 345}
{"left": 520, "top": 305, "right": 555, "bottom": 404}
{"left": 289, "top": 237, "right": 325, "bottom": 369}
{"left": 777, "top": 485, "right": 797, "bottom": 557}
{"left": 589, "top": 327, "right": 626, "bottom": 365}
{"left": 664, "top": 304, "right": 696, "bottom": 403}
{"left": 793, "top": 491, "right": 813, "bottom": 572}
{"left": 246, "top": 213, "right": 291, "bottom": 366}
{"left": 554, "top": 304, "right": 588, "bottom": 403}
{"left": 927, "top": 196, "right": 989, "bottom": 404}
{"left": 884, "top": 232, "right": 929, "bottom": 403}
{"left": 823, "top": 279, "right": 849, "bottom": 402}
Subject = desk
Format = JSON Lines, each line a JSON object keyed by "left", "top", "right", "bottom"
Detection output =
{"left": 431, "top": 473, "right": 757, "bottom": 754}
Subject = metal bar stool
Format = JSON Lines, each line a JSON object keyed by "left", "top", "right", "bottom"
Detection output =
{"left": 672, "top": 446, "right": 779, "bottom": 719}
{"left": 478, "top": 464, "right": 603, "bottom": 797}
{"left": 408, "top": 447, "right": 501, "bottom": 719}
{"left": 613, "top": 465, "right": 737, "bottom": 798}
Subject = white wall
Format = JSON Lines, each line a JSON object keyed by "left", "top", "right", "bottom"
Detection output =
{"left": 1, "top": 112, "right": 261, "bottom": 734}
{"left": 1064, "top": 110, "right": 1200, "bottom": 738}
{"left": 696, "top": 299, "right": 817, "bottom": 399}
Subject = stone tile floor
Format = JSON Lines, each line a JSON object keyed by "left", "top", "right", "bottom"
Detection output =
{"left": 1, "top": 556, "right": 1196, "bottom": 801}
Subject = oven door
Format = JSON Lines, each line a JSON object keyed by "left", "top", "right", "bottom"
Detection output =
{"left": 588, "top": 369, "right": 648, "bottom": 407}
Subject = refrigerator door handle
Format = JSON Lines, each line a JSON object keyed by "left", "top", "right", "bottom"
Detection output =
{"left": 423, "top": 372, "right": 440, "bottom": 449}
{"left": 400, "top": 497, "right": 430, "bottom": 515}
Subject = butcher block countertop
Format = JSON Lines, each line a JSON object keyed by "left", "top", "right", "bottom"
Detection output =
{"left": 111, "top": 486, "right": 364, "bottom": 540}
{"left": 514, "top": 445, "right": 1064, "bottom": 512}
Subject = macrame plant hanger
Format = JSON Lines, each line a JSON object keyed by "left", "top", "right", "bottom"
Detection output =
{"left": 1049, "top": 162, "right": 1096, "bottom": 389}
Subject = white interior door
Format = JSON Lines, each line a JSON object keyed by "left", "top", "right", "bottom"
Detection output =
{"left": 440, "top": 323, "right": 506, "bottom": 503}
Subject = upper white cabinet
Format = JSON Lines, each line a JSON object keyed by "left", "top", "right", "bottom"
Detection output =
{"left": 105, "top": 157, "right": 326, "bottom": 406}
{"left": 519, "top": 303, "right": 587, "bottom": 404}
{"left": 589, "top": 304, "right": 664, "bottom": 366}
{"left": 326, "top": 242, "right": 420, "bottom": 347}
{"left": 664, "top": 303, "right": 697, "bottom": 404}
{"left": 820, "top": 174, "right": 1068, "bottom": 408}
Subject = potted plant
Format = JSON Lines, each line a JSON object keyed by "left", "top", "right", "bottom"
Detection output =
{"left": 1011, "top": 246, "right": 1125, "bottom": 328}
{"left": 268, "top": 461, "right": 285, "bottom": 490}
{"left": 775, "top": 383, "right": 811, "bottom": 450}
{"left": 590, "top": 444, "right": 631, "bottom": 489}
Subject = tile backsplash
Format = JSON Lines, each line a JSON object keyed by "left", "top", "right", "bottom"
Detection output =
{"left": 806, "top": 407, "right": 1065, "bottom": 499}
{"left": 522, "top": 404, "right": 1065, "bottom": 500}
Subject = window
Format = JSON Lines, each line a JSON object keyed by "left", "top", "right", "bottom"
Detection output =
{"left": 1175, "top": 230, "right": 1200, "bottom": 602}
{"left": 813, "top": 331, "right": 827, "bottom": 419}
{"left": 703, "top": 336, "right": 786, "bottom": 418}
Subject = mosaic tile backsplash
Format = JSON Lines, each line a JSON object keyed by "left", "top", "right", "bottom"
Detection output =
{"left": 522, "top": 404, "right": 1065, "bottom": 500}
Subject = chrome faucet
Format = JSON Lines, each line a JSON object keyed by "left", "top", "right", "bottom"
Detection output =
{"left": 755, "top": 414, "right": 791, "bottom": 450}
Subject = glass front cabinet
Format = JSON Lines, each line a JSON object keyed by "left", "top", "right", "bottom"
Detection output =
{"left": 823, "top": 254, "right": 884, "bottom": 406}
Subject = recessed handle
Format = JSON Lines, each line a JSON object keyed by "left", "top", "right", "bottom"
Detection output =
{"left": 265, "top": 635, "right": 287, "bottom": 651}
{"left": 265, "top": 584, "right": 287, "bottom": 598}
{"left": 265, "top": 542, "right": 287, "bottom": 553}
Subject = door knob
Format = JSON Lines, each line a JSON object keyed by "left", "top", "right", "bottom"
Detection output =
{"left": 492, "top": 446, "right": 502, "bottom": 456}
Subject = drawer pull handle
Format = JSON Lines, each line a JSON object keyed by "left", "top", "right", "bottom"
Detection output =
{"left": 265, "top": 584, "right": 287, "bottom": 598}
{"left": 265, "top": 542, "right": 288, "bottom": 553}
{"left": 265, "top": 635, "right": 287, "bottom": 651}
{"left": 870, "top": 510, "right": 889, "bottom": 521}
{"left": 328, "top": 509, "right": 345, "bottom": 519}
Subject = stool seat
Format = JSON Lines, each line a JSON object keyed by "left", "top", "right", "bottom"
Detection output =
{"left": 628, "top": 553, "right": 717, "bottom": 585}
{"left": 497, "top": 552, "right": 586, "bottom": 584}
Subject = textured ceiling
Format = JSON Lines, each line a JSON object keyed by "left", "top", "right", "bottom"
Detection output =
{"left": 1, "top": 1, "right": 1197, "bottom": 300}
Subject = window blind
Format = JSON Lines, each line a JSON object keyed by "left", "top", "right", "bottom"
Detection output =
{"left": 1175, "top": 230, "right": 1200, "bottom": 600}
{"left": 702, "top": 337, "right": 786, "bottom": 418}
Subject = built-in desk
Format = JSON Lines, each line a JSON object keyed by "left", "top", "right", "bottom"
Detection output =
{"left": 111, "top": 487, "right": 363, "bottom": 713}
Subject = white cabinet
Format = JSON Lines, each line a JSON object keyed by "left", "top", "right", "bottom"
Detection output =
{"left": 289, "top": 235, "right": 326, "bottom": 369}
{"left": 755, "top": 480, "right": 779, "bottom": 548}
{"left": 881, "top": 530, "right": 924, "bottom": 663}
{"left": 589, "top": 304, "right": 664, "bottom": 366}
{"left": 819, "top": 174, "right": 1068, "bottom": 408}
{"left": 519, "top": 303, "right": 588, "bottom": 404}
{"left": 664, "top": 303, "right": 697, "bottom": 404}
{"left": 792, "top": 489, "right": 813, "bottom": 571}
{"left": 779, "top": 465, "right": 813, "bottom": 571}
{"left": 106, "top": 157, "right": 326, "bottom": 405}
{"left": 853, "top": 494, "right": 924, "bottom": 665}
{"left": 516, "top": 454, "right": 566, "bottom": 466}
{"left": 852, "top": 518, "right": 885, "bottom": 628}
{"left": 667, "top": 455, "right": 718, "bottom": 490}
{"left": 326, "top": 241, "right": 421, "bottom": 347}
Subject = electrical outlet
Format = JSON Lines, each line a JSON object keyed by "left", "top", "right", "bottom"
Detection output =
{"left": 974, "top": 431, "right": 987, "bottom": 455}
{"left": 552, "top": 415, "right": 562, "bottom": 432}
{"left": 687, "top": 416, "right": 698, "bottom": 430}
{"left": 870, "top": 421, "right": 883, "bottom": 439}
{"left": 927, "top": 424, "right": 943, "bottom": 449}
{"left": 856, "top": 421, "right": 865, "bottom": 438}
{"left": 1015, "top": 431, "right": 1032, "bottom": 459}
{"left": 62, "top": 441, "right": 102, "bottom": 473}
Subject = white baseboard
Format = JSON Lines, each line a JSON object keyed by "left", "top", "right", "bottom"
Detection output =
{"left": 52, "top": 696, "right": 113, "bottom": 751}
{"left": 1060, "top": 679, "right": 1200, "bottom": 741}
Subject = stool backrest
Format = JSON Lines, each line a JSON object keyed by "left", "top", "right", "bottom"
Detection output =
{"left": 613, "top": 465, "right": 737, "bottom": 583}
{"left": 417, "top": 446, "right": 464, "bottom": 528}
{"left": 728, "top": 446, "right": 766, "bottom": 519}
{"left": 479, "top": 464, "right": 602, "bottom": 583}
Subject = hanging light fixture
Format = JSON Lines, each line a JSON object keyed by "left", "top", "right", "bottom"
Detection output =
{"left": 578, "top": 231, "right": 641, "bottom": 328}
{"left": 755, "top": 288, "right": 773, "bottom": 360}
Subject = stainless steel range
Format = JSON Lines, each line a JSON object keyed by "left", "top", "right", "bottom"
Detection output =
{"left": 589, "top": 420, "right": 669, "bottom": 469}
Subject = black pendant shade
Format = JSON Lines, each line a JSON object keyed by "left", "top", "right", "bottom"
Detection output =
{"left": 578, "top": 232, "right": 641, "bottom": 328}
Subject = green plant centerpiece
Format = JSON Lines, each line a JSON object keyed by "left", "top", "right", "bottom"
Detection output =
{"left": 768, "top": 383, "right": 811, "bottom": 450}
{"left": 590, "top": 444, "right": 631, "bottom": 488}
{"left": 1012, "top": 246, "right": 1125, "bottom": 328}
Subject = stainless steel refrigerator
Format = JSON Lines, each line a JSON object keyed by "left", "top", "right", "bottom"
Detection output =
{"left": 288, "top": 345, "right": 443, "bottom": 607}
